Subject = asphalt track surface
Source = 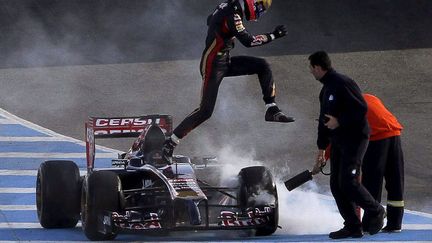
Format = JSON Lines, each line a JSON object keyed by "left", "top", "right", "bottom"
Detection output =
{"left": 0, "top": 0, "right": 432, "bottom": 241}
{"left": 1, "top": 108, "right": 432, "bottom": 242}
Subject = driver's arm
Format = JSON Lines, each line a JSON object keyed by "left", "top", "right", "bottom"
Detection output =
{"left": 227, "top": 13, "right": 273, "bottom": 47}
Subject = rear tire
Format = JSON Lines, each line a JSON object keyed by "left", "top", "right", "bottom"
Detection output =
{"left": 81, "top": 171, "right": 120, "bottom": 241}
{"left": 36, "top": 160, "right": 81, "bottom": 228}
{"left": 238, "top": 166, "right": 279, "bottom": 236}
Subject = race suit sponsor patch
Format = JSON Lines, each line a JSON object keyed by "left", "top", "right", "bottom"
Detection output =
{"left": 233, "top": 14, "right": 245, "bottom": 32}
{"left": 251, "top": 35, "right": 268, "bottom": 46}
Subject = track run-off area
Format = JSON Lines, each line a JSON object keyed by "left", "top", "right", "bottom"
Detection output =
{"left": 0, "top": 107, "right": 431, "bottom": 242}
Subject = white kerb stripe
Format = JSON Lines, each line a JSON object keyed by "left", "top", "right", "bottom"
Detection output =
{"left": 0, "top": 119, "right": 20, "bottom": 124}
{"left": 0, "top": 108, "right": 120, "bottom": 154}
{"left": 406, "top": 209, "right": 432, "bottom": 218}
{"left": 0, "top": 222, "right": 82, "bottom": 229}
{"left": 0, "top": 205, "right": 36, "bottom": 210}
{"left": 0, "top": 188, "right": 35, "bottom": 193}
{"left": 0, "top": 223, "right": 42, "bottom": 229}
{"left": 0, "top": 242, "right": 90, "bottom": 243}
{"left": 0, "top": 137, "right": 69, "bottom": 142}
{"left": 3, "top": 242, "right": 427, "bottom": 243}
{"left": 0, "top": 170, "right": 87, "bottom": 176}
{"left": 0, "top": 152, "right": 116, "bottom": 158}
{"left": 0, "top": 170, "right": 36, "bottom": 176}
{"left": 402, "top": 224, "right": 432, "bottom": 230}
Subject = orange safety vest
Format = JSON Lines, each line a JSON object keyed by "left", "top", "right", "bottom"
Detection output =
{"left": 363, "top": 94, "right": 403, "bottom": 141}
{"left": 324, "top": 94, "right": 403, "bottom": 159}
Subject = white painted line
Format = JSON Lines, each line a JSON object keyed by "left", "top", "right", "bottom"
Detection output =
{"left": 0, "top": 222, "right": 82, "bottom": 228}
{"left": 0, "top": 152, "right": 116, "bottom": 158}
{"left": 0, "top": 108, "right": 120, "bottom": 153}
{"left": 0, "top": 137, "right": 69, "bottom": 142}
{"left": 0, "top": 170, "right": 87, "bottom": 176}
{"left": 0, "top": 223, "right": 42, "bottom": 228}
{"left": 0, "top": 188, "right": 35, "bottom": 193}
{"left": 402, "top": 223, "right": 432, "bottom": 230}
{"left": 0, "top": 222, "right": 82, "bottom": 229}
{"left": 0, "top": 242, "right": 90, "bottom": 243}
{"left": 0, "top": 205, "right": 36, "bottom": 210}
{"left": 0, "top": 242, "right": 423, "bottom": 243}
{"left": 406, "top": 209, "right": 432, "bottom": 218}
{"left": 0, "top": 242, "right": 429, "bottom": 243}
{"left": 0, "top": 119, "right": 19, "bottom": 124}
{"left": 0, "top": 170, "right": 36, "bottom": 176}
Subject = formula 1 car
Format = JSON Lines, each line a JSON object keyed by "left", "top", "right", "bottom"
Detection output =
{"left": 36, "top": 114, "right": 279, "bottom": 241}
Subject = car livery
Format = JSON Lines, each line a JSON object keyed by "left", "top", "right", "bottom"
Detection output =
{"left": 36, "top": 114, "right": 279, "bottom": 241}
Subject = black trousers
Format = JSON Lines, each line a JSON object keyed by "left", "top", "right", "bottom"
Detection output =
{"left": 173, "top": 55, "right": 276, "bottom": 139}
{"left": 330, "top": 137, "right": 382, "bottom": 229}
{"left": 362, "top": 136, "right": 404, "bottom": 228}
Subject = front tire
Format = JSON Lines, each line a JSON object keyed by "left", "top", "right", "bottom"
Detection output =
{"left": 36, "top": 160, "right": 81, "bottom": 228}
{"left": 81, "top": 171, "right": 120, "bottom": 241}
{"left": 238, "top": 166, "right": 279, "bottom": 236}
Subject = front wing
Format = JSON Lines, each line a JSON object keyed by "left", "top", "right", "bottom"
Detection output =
{"left": 99, "top": 206, "right": 274, "bottom": 233}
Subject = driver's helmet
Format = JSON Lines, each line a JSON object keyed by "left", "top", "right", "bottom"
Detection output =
{"left": 242, "top": 0, "right": 272, "bottom": 21}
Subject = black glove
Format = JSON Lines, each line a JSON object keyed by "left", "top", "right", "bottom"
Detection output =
{"left": 272, "top": 25, "right": 287, "bottom": 39}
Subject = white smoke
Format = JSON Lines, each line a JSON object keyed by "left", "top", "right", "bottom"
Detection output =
{"left": 277, "top": 181, "right": 342, "bottom": 235}
{"left": 210, "top": 144, "right": 342, "bottom": 235}
{"left": 252, "top": 189, "right": 276, "bottom": 205}
{"left": 215, "top": 145, "right": 263, "bottom": 182}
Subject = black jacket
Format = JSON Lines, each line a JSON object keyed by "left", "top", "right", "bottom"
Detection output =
{"left": 317, "top": 69, "right": 369, "bottom": 149}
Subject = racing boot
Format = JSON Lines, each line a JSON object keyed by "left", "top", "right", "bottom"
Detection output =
{"left": 265, "top": 105, "right": 295, "bottom": 123}
{"left": 161, "top": 135, "right": 179, "bottom": 165}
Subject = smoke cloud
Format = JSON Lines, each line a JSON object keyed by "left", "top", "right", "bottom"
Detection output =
{"left": 277, "top": 182, "right": 342, "bottom": 234}
{"left": 210, "top": 144, "right": 342, "bottom": 235}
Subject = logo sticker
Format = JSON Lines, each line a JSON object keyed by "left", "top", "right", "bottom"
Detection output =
{"left": 233, "top": 14, "right": 245, "bottom": 32}
{"left": 251, "top": 35, "right": 267, "bottom": 46}
{"left": 329, "top": 94, "right": 334, "bottom": 101}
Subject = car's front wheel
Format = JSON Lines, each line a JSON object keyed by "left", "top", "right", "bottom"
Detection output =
{"left": 238, "top": 166, "right": 279, "bottom": 236}
{"left": 81, "top": 171, "right": 120, "bottom": 241}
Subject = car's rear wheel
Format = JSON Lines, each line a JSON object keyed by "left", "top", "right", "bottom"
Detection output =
{"left": 81, "top": 171, "right": 120, "bottom": 241}
{"left": 238, "top": 166, "right": 279, "bottom": 236}
{"left": 36, "top": 160, "right": 81, "bottom": 228}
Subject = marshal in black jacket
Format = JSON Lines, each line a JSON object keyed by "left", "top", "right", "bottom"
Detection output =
{"left": 317, "top": 69, "right": 370, "bottom": 150}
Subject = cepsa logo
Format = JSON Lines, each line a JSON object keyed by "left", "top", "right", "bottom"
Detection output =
{"left": 94, "top": 118, "right": 160, "bottom": 135}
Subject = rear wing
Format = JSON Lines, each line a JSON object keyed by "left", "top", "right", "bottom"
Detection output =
{"left": 85, "top": 114, "right": 172, "bottom": 170}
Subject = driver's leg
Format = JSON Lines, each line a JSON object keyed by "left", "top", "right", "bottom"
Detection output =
{"left": 161, "top": 55, "right": 228, "bottom": 164}
{"left": 226, "top": 56, "right": 294, "bottom": 123}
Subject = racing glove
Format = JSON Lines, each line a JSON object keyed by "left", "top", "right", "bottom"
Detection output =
{"left": 272, "top": 25, "right": 287, "bottom": 39}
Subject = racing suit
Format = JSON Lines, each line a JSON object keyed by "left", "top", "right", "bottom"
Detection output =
{"left": 362, "top": 94, "right": 404, "bottom": 230}
{"left": 317, "top": 69, "right": 383, "bottom": 231}
{"left": 173, "top": 0, "right": 278, "bottom": 139}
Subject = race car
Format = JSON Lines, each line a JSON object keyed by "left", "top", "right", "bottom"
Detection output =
{"left": 36, "top": 114, "right": 279, "bottom": 241}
